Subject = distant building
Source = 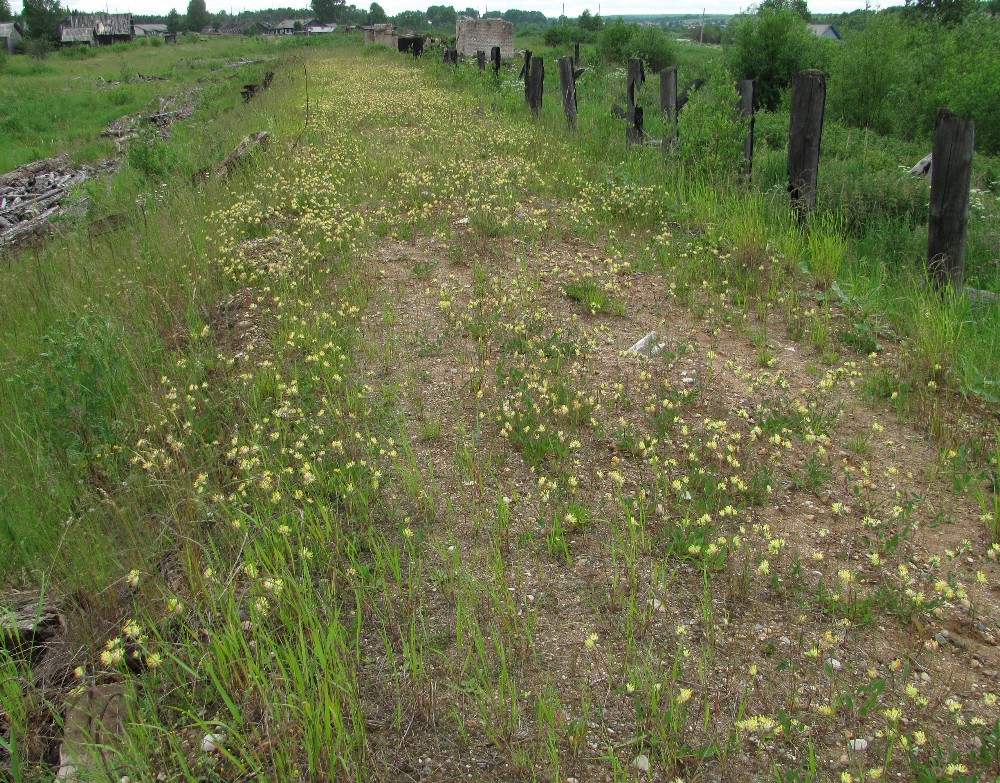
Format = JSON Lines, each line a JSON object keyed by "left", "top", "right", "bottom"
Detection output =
{"left": 306, "top": 21, "right": 336, "bottom": 33}
{"left": 59, "top": 13, "right": 134, "bottom": 46}
{"left": 363, "top": 23, "right": 397, "bottom": 48}
{"left": 455, "top": 17, "right": 513, "bottom": 58}
{"left": 272, "top": 18, "right": 315, "bottom": 34}
{"left": 0, "top": 21, "right": 23, "bottom": 52}
{"left": 134, "top": 23, "right": 168, "bottom": 37}
{"left": 807, "top": 23, "right": 842, "bottom": 40}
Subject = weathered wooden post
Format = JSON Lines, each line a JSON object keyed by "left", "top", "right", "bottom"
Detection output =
{"left": 787, "top": 69, "right": 825, "bottom": 222}
{"left": 491, "top": 46, "right": 501, "bottom": 75}
{"left": 557, "top": 55, "right": 577, "bottom": 129}
{"left": 476, "top": 50, "right": 486, "bottom": 70}
{"left": 522, "top": 50, "right": 532, "bottom": 104}
{"left": 443, "top": 47, "right": 458, "bottom": 64}
{"left": 528, "top": 56, "right": 544, "bottom": 115}
{"left": 626, "top": 58, "right": 645, "bottom": 148}
{"left": 574, "top": 42, "right": 580, "bottom": 66}
{"left": 737, "top": 79, "right": 755, "bottom": 182}
{"left": 927, "top": 108, "right": 975, "bottom": 289}
{"left": 659, "top": 65, "right": 677, "bottom": 153}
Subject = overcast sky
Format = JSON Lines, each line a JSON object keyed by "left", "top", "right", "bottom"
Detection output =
{"left": 32, "top": 0, "right": 871, "bottom": 22}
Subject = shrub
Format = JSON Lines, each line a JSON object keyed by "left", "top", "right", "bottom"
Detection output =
{"left": 724, "top": 8, "right": 820, "bottom": 111}
{"left": 24, "top": 38, "right": 53, "bottom": 61}
{"left": 596, "top": 19, "right": 634, "bottom": 66}
{"left": 629, "top": 25, "right": 675, "bottom": 72}
{"left": 0, "top": 49, "right": 7, "bottom": 72}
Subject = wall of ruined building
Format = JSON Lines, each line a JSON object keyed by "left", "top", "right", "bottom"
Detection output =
{"left": 455, "top": 17, "right": 513, "bottom": 58}
{"left": 364, "top": 24, "right": 397, "bottom": 48}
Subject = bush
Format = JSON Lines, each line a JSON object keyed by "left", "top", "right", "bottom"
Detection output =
{"left": 724, "top": 8, "right": 820, "bottom": 111}
{"left": 543, "top": 24, "right": 593, "bottom": 47}
{"left": 597, "top": 20, "right": 675, "bottom": 71}
{"left": 0, "top": 49, "right": 7, "bottom": 72}
{"left": 24, "top": 38, "right": 53, "bottom": 61}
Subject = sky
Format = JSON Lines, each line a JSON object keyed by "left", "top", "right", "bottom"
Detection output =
{"left": 27, "top": 0, "right": 872, "bottom": 24}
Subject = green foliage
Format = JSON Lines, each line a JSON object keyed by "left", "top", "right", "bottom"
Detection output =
{"left": 186, "top": 0, "right": 210, "bottom": 31}
{"left": 578, "top": 9, "right": 603, "bottom": 30}
{"left": 759, "top": 0, "right": 812, "bottom": 22}
{"left": 597, "top": 19, "right": 676, "bottom": 71}
{"left": 724, "top": 7, "right": 821, "bottom": 111}
{"left": 426, "top": 4, "right": 454, "bottom": 29}
{"left": 166, "top": 8, "right": 182, "bottom": 33}
{"left": 543, "top": 24, "right": 593, "bottom": 47}
{"left": 674, "top": 63, "right": 747, "bottom": 181}
{"left": 393, "top": 9, "right": 426, "bottom": 31}
{"left": 828, "top": 11, "right": 1000, "bottom": 154}
{"left": 312, "top": 0, "right": 345, "bottom": 23}
{"left": 367, "top": 2, "right": 388, "bottom": 24}
{"left": 0, "top": 0, "right": 12, "bottom": 21}
{"left": 24, "top": 37, "right": 53, "bottom": 60}
{"left": 21, "top": 0, "right": 62, "bottom": 41}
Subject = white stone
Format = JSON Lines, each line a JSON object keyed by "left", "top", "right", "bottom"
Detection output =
{"left": 201, "top": 734, "right": 222, "bottom": 753}
{"left": 633, "top": 754, "right": 650, "bottom": 772}
{"left": 847, "top": 738, "right": 869, "bottom": 753}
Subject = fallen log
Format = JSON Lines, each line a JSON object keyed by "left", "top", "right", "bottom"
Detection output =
{"left": 216, "top": 131, "right": 271, "bottom": 178}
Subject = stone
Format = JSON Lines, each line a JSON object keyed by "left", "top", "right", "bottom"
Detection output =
{"left": 201, "top": 733, "right": 222, "bottom": 753}
{"left": 55, "top": 685, "right": 126, "bottom": 781}
{"left": 847, "top": 738, "right": 868, "bottom": 753}
{"left": 633, "top": 754, "right": 650, "bottom": 772}
{"left": 626, "top": 331, "right": 665, "bottom": 358}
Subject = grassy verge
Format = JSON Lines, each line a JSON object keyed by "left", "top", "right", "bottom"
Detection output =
{"left": 2, "top": 42, "right": 999, "bottom": 783}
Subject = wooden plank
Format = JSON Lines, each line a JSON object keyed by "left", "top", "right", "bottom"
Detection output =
{"left": 787, "top": 69, "right": 826, "bottom": 222}
{"left": 660, "top": 66, "right": 677, "bottom": 153}
{"left": 626, "top": 58, "right": 645, "bottom": 149}
{"left": 528, "top": 56, "right": 544, "bottom": 115}
{"left": 927, "top": 108, "right": 975, "bottom": 289}
{"left": 491, "top": 46, "right": 501, "bottom": 75}
{"left": 737, "top": 79, "right": 755, "bottom": 182}
{"left": 557, "top": 55, "right": 577, "bottom": 129}
{"left": 476, "top": 50, "right": 486, "bottom": 70}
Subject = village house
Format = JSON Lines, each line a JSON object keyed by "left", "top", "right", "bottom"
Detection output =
{"left": 271, "top": 18, "right": 315, "bottom": 34}
{"left": 59, "top": 13, "right": 134, "bottom": 46}
{"left": 0, "top": 21, "right": 23, "bottom": 52}
{"left": 807, "top": 23, "right": 842, "bottom": 40}
{"left": 133, "top": 23, "right": 168, "bottom": 37}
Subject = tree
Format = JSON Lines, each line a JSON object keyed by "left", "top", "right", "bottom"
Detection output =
{"left": 312, "top": 0, "right": 346, "bottom": 24}
{"left": 367, "top": 2, "right": 388, "bottom": 23}
{"left": 759, "top": 0, "right": 811, "bottom": 22}
{"left": 22, "top": 0, "right": 63, "bottom": 40}
{"left": 186, "top": 0, "right": 210, "bottom": 31}
{"left": 0, "top": 0, "right": 13, "bottom": 22}
{"left": 426, "top": 4, "right": 455, "bottom": 29}
{"left": 725, "top": 7, "right": 820, "bottom": 110}
{"left": 393, "top": 9, "right": 425, "bottom": 30}
{"left": 459, "top": 7, "right": 478, "bottom": 19}
{"left": 579, "top": 9, "right": 603, "bottom": 30}
{"left": 166, "top": 8, "right": 182, "bottom": 33}
{"left": 905, "top": 0, "right": 974, "bottom": 25}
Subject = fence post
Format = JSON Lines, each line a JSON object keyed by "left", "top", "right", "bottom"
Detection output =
{"left": 476, "top": 50, "right": 485, "bottom": 70}
{"left": 626, "top": 58, "right": 645, "bottom": 148}
{"left": 787, "top": 69, "right": 825, "bottom": 222}
{"left": 528, "top": 56, "right": 544, "bottom": 115}
{"left": 491, "top": 46, "right": 501, "bottom": 75}
{"left": 737, "top": 79, "right": 755, "bottom": 182}
{"left": 927, "top": 108, "right": 975, "bottom": 289}
{"left": 522, "top": 50, "right": 532, "bottom": 104}
{"left": 574, "top": 42, "right": 580, "bottom": 66}
{"left": 659, "top": 65, "right": 677, "bottom": 153}
{"left": 557, "top": 55, "right": 577, "bottom": 129}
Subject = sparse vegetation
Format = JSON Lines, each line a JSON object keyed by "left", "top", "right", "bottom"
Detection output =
{"left": 2, "top": 27, "right": 1000, "bottom": 783}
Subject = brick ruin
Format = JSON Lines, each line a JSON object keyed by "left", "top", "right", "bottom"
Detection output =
{"left": 455, "top": 17, "right": 513, "bottom": 58}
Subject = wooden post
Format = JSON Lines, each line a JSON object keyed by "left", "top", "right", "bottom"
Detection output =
{"left": 737, "top": 79, "right": 755, "bottom": 182}
{"left": 660, "top": 66, "right": 677, "bottom": 153}
{"left": 491, "top": 46, "right": 501, "bottom": 75}
{"left": 787, "top": 69, "right": 825, "bottom": 222}
{"left": 574, "top": 42, "right": 580, "bottom": 66}
{"left": 522, "top": 50, "right": 532, "bottom": 104}
{"left": 444, "top": 48, "right": 458, "bottom": 64}
{"left": 927, "top": 108, "right": 975, "bottom": 289}
{"left": 626, "top": 58, "right": 645, "bottom": 148}
{"left": 528, "top": 56, "right": 544, "bottom": 115}
{"left": 557, "top": 55, "right": 577, "bottom": 129}
{"left": 476, "top": 50, "right": 486, "bottom": 70}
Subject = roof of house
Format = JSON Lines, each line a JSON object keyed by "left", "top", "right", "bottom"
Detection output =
{"left": 61, "top": 13, "right": 133, "bottom": 37}
{"left": 807, "top": 23, "right": 841, "bottom": 39}
{"left": 273, "top": 18, "right": 314, "bottom": 30}
{"left": 134, "top": 23, "right": 168, "bottom": 33}
{"left": 0, "top": 22, "right": 23, "bottom": 36}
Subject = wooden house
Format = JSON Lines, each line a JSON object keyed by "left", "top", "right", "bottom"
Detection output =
{"left": 59, "top": 13, "right": 134, "bottom": 46}
{"left": 134, "top": 23, "right": 168, "bottom": 37}
{"left": 0, "top": 21, "right": 23, "bottom": 52}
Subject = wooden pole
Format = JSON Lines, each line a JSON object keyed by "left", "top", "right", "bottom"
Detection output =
{"left": 737, "top": 79, "right": 755, "bottom": 182}
{"left": 660, "top": 65, "right": 677, "bottom": 153}
{"left": 626, "top": 58, "right": 645, "bottom": 148}
{"left": 528, "top": 56, "right": 544, "bottom": 115}
{"left": 927, "top": 108, "right": 975, "bottom": 289}
{"left": 476, "top": 50, "right": 486, "bottom": 70}
{"left": 491, "top": 45, "right": 501, "bottom": 75}
{"left": 574, "top": 42, "right": 580, "bottom": 66}
{"left": 787, "top": 69, "right": 825, "bottom": 222}
{"left": 522, "top": 50, "right": 532, "bottom": 105}
{"left": 557, "top": 55, "right": 577, "bottom": 129}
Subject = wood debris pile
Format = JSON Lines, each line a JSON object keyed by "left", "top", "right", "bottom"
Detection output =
{"left": 101, "top": 92, "right": 196, "bottom": 151}
{"left": 0, "top": 156, "right": 115, "bottom": 252}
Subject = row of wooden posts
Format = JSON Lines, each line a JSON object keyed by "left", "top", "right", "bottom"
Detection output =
{"left": 441, "top": 48, "right": 976, "bottom": 291}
